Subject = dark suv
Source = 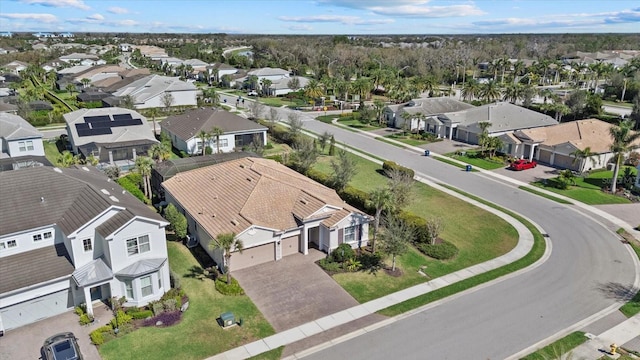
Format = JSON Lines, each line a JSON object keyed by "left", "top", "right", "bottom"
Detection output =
{"left": 43, "top": 332, "right": 83, "bottom": 360}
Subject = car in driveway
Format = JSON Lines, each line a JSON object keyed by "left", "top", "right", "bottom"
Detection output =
{"left": 43, "top": 332, "right": 83, "bottom": 360}
{"left": 509, "top": 159, "right": 537, "bottom": 171}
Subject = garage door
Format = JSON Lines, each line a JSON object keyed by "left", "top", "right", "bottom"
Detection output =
{"left": 554, "top": 154, "right": 577, "bottom": 170}
{"left": 0, "top": 289, "right": 71, "bottom": 331}
{"left": 281, "top": 235, "right": 300, "bottom": 257}
{"left": 230, "top": 243, "right": 275, "bottom": 271}
{"left": 538, "top": 150, "right": 552, "bottom": 165}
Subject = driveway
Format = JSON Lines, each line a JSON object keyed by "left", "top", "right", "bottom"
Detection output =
{"left": 0, "top": 303, "right": 111, "bottom": 360}
{"left": 492, "top": 162, "right": 559, "bottom": 183}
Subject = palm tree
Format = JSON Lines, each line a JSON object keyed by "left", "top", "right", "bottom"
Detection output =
{"left": 211, "top": 127, "right": 224, "bottom": 154}
{"left": 570, "top": 147, "right": 597, "bottom": 174}
{"left": 57, "top": 150, "right": 79, "bottom": 167}
{"left": 477, "top": 121, "right": 492, "bottom": 155}
{"left": 480, "top": 81, "right": 502, "bottom": 103}
{"left": 366, "top": 188, "right": 392, "bottom": 254}
{"left": 461, "top": 79, "right": 480, "bottom": 101}
{"left": 134, "top": 156, "right": 154, "bottom": 199}
{"left": 80, "top": 78, "right": 90, "bottom": 88}
{"left": 502, "top": 83, "right": 523, "bottom": 104}
{"left": 147, "top": 107, "right": 160, "bottom": 137}
{"left": 149, "top": 142, "right": 171, "bottom": 163}
{"left": 260, "top": 78, "right": 272, "bottom": 96}
{"left": 211, "top": 232, "right": 244, "bottom": 285}
{"left": 609, "top": 119, "right": 640, "bottom": 193}
{"left": 65, "top": 83, "right": 76, "bottom": 97}
{"left": 304, "top": 79, "right": 324, "bottom": 100}
{"left": 198, "top": 130, "right": 211, "bottom": 156}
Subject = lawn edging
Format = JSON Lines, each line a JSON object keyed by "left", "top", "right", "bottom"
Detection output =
{"left": 518, "top": 331, "right": 587, "bottom": 360}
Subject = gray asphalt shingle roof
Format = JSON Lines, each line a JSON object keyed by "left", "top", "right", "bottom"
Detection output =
{"left": 0, "top": 243, "right": 74, "bottom": 293}
{"left": 0, "top": 113, "right": 42, "bottom": 140}
{"left": 161, "top": 108, "right": 267, "bottom": 141}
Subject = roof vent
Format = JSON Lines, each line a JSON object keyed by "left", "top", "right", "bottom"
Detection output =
{"left": 109, "top": 195, "right": 119, "bottom": 202}
{"left": 239, "top": 164, "right": 246, "bottom": 169}
{"left": 101, "top": 189, "right": 111, "bottom": 195}
{"left": 300, "top": 198, "right": 308, "bottom": 205}
{"left": 211, "top": 213, "right": 216, "bottom": 218}
{"left": 231, "top": 219, "right": 238, "bottom": 226}
{"left": 246, "top": 177, "right": 252, "bottom": 182}
{"left": 40, "top": 196, "right": 45, "bottom": 202}
{"left": 199, "top": 207, "right": 204, "bottom": 215}
{"left": 53, "top": 167, "right": 63, "bottom": 173}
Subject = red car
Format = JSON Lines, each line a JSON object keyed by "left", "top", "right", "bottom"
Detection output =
{"left": 509, "top": 159, "right": 537, "bottom": 171}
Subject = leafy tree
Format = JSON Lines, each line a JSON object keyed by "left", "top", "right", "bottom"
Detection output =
{"left": 425, "top": 217, "right": 445, "bottom": 245}
{"left": 366, "top": 188, "right": 392, "bottom": 253}
{"left": 164, "top": 203, "right": 187, "bottom": 239}
{"left": 104, "top": 165, "right": 120, "bottom": 181}
{"left": 565, "top": 90, "right": 587, "bottom": 119}
{"left": 609, "top": 119, "right": 640, "bottom": 193}
{"left": 328, "top": 135, "right": 336, "bottom": 156}
{"left": 162, "top": 92, "right": 174, "bottom": 112}
{"left": 630, "top": 94, "right": 640, "bottom": 130}
{"left": 249, "top": 133, "right": 265, "bottom": 155}
{"left": 570, "top": 147, "right": 597, "bottom": 174}
{"left": 57, "top": 150, "right": 80, "bottom": 167}
{"left": 318, "top": 131, "right": 332, "bottom": 153}
{"left": 292, "top": 137, "right": 318, "bottom": 174}
{"left": 287, "top": 77, "right": 301, "bottom": 91}
{"left": 380, "top": 213, "right": 414, "bottom": 271}
{"left": 287, "top": 112, "right": 304, "bottom": 145}
{"left": 210, "top": 232, "right": 244, "bottom": 285}
{"left": 121, "top": 94, "right": 135, "bottom": 110}
{"left": 268, "top": 108, "right": 280, "bottom": 131}
{"left": 134, "top": 156, "right": 154, "bottom": 199}
{"left": 247, "top": 99, "right": 265, "bottom": 120}
{"left": 65, "top": 83, "right": 76, "bottom": 97}
{"left": 330, "top": 149, "right": 356, "bottom": 192}
{"left": 585, "top": 93, "right": 603, "bottom": 116}
{"left": 211, "top": 127, "right": 224, "bottom": 154}
{"left": 477, "top": 121, "right": 492, "bottom": 155}
{"left": 386, "top": 168, "right": 413, "bottom": 211}
{"left": 149, "top": 142, "right": 171, "bottom": 163}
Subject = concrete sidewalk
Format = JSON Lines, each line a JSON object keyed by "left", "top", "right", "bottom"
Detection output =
{"left": 207, "top": 148, "right": 540, "bottom": 360}
{"left": 571, "top": 313, "right": 640, "bottom": 359}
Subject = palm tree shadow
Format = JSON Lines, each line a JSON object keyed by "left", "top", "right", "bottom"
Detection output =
{"left": 594, "top": 282, "right": 636, "bottom": 301}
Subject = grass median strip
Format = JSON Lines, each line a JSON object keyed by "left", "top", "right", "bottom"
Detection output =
{"left": 518, "top": 186, "right": 573, "bottom": 204}
{"left": 519, "top": 331, "right": 587, "bottom": 360}
{"left": 378, "top": 185, "right": 545, "bottom": 317}
{"left": 619, "top": 240, "right": 640, "bottom": 317}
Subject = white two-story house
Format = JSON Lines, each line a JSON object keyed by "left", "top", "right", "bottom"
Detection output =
{"left": 0, "top": 166, "right": 169, "bottom": 333}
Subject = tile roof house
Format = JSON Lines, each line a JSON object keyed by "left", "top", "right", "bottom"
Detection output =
{"left": 161, "top": 108, "right": 267, "bottom": 155}
{"left": 201, "top": 63, "right": 238, "bottom": 85}
{"left": 64, "top": 107, "right": 158, "bottom": 169}
{"left": 112, "top": 75, "right": 197, "bottom": 110}
{"left": 384, "top": 97, "right": 475, "bottom": 131}
{"left": 162, "top": 157, "right": 371, "bottom": 271}
{"left": 0, "top": 166, "right": 169, "bottom": 332}
{"left": 2, "top": 61, "right": 29, "bottom": 75}
{"left": 514, "top": 119, "right": 640, "bottom": 172}
{"left": 0, "top": 113, "right": 50, "bottom": 171}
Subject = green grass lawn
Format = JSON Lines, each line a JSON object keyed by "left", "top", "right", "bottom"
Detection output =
{"left": 446, "top": 151, "right": 506, "bottom": 170}
{"left": 258, "top": 97, "right": 299, "bottom": 107}
{"left": 520, "top": 332, "right": 587, "bottom": 360}
{"left": 384, "top": 133, "right": 434, "bottom": 146}
{"left": 532, "top": 167, "right": 637, "bottom": 205}
{"left": 43, "top": 139, "right": 63, "bottom": 166}
{"left": 620, "top": 241, "right": 640, "bottom": 317}
{"left": 336, "top": 118, "right": 384, "bottom": 132}
{"left": 312, "top": 153, "right": 518, "bottom": 303}
{"left": 99, "top": 242, "right": 278, "bottom": 360}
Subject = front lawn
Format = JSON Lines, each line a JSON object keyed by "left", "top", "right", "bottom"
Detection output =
{"left": 258, "top": 97, "right": 299, "bottom": 108}
{"left": 532, "top": 167, "right": 637, "bottom": 205}
{"left": 520, "top": 331, "right": 587, "bottom": 360}
{"left": 98, "top": 242, "right": 278, "bottom": 360}
{"left": 43, "top": 139, "right": 63, "bottom": 166}
{"left": 336, "top": 117, "right": 384, "bottom": 131}
{"left": 312, "top": 153, "right": 518, "bottom": 303}
{"left": 384, "top": 133, "right": 440, "bottom": 146}
{"left": 446, "top": 151, "right": 506, "bottom": 170}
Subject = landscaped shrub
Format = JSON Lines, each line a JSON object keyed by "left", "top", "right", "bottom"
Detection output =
{"left": 129, "top": 310, "right": 153, "bottom": 320}
{"left": 79, "top": 313, "right": 93, "bottom": 325}
{"left": 382, "top": 160, "right": 415, "bottom": 179}
{"left": 331, "top": 243, "right": 355, "bottom": 263}
{"left": 117, "top": 176, "right": 150, "bottom": 204}
{"left": 143, "top": 311, "right": 182, "bottom": 327}
{"left": 398, "top": 211, "right": 428, "bottom": 243}
{"left": 109, "top": 310, "right": 132, "bottom": 328}
{"left": 306, "top": 168, "right": 331, "bottom": 187}
{"left": 215, "top": 277, "right": 245, "bottom": 296}
{"left": 358, "top": 252, "right": 383, "bottom": 273}
{"left": 90, "top": 329, "right": 104, "bottom": 345}
{"left": 170, "top": 270, "right": 181, "bottom": 289}
{"left": 163, "top": 298, "right": 178, "bottom": 312}
{"left": 318, "top": 257, "right": 342, "bottom": 273}
{"left": 265, "top": 154, "right": 283, "bottom": 163}
{"left": 151, "top": 301, "right": 165, "bottom": 315}
{"left": 338, "top": 185, "right": 371, "bottom": 214}
{"left": 417, "top": 241, "right": 459, "bottom": 260}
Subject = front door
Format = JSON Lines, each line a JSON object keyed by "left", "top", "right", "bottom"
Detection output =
{"left": 90, "top": 286, "right": 102, "bottom": 302}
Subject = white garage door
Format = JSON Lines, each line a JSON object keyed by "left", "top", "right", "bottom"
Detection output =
{"left": 230, "top": 243, "right": 275, "bottom": 271}
{"left": 0, "top": 290, "right": 71, "bottom": 331}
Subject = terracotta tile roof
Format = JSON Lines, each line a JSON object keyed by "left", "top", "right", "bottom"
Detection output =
{"left": 162, "top": 158, "right": 362, "bottom": 239}
{"left": 516, "top": 119, "right": 640, "bottom": 154}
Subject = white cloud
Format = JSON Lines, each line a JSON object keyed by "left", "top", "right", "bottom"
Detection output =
{"left": 285, "top": 24, "right": 313, "bottom": 31}
{"left": 86, "top": 13, "right": 104, "bottom": 21}
{"left": 20, "top": 0, "right": 89, "bottom": 10}
{"left": 107, "top": 6, "right": 129, "bottom": 14}
{"left": 115, "top": 19, "right": 138, "bottom": 27}
{"left": 317, "top": 0, "right": 484, "bottom": 18}
{"left": 279, "top": 14, "right": 394, "bottom": 25}
{"left": 317, "top": 0, "right": 428, "bottom": 8}
{"left": 0, "top": 12, "right": 58, "bottom": 22}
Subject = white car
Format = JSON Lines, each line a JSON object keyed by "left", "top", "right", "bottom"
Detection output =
{"left": 247, "top": 90, "right": 258, "bottom": 96}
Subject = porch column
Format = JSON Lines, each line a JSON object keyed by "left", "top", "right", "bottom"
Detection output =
{"left": 132, "top": 148, "right": 137, "bottom": 160}
{"left": 83, "top": 287, "right": 94, "bottom": 316}
{"left": 301, "top": 225, "right": 308, "bottom": 255}
{"left": 528, "top": 144, "right": 535, "bottom": 161}
{"left": 448, "top": 126, "right": 454, "bottom": 139}
{"left": 108, "top": 150, "right": 114, "bottom": 165}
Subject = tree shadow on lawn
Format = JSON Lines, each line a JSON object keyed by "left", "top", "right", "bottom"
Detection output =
{"left": 595, "top": 281, "right": 636, "bottom": 302}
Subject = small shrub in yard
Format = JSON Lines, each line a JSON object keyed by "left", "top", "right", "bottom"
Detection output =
{"left": 417, "top": 241, "right": 459, "bottom": 260}
{"left": 358, "top": 252, "right": 383, "bottom": 273}
{"left": 143, "top": 311, "right": 182, "bottom": 327}
{"left": 163, "top": 298, "right": 178, "bottom": 312}
{"left": 215, "top": 277, "right": 245, "bottom": 295}
{"left": 318, "top": 258, "right": 342, "bottom": 273}
{"left": 331, "top": 243, "right": 355, "bottom": 263}
{"left": 90, "top": 329, "right": 104, "bottom": 345}
{"left": 382, "top": 160, "right": 415, "bottom": 179}
{"left": 79, "top": 313, "right": 93, "bottom": 325}
{"left": 152, "top": 301, "right": 165, "bottom": 315}
{"left": 109, "top": 310, "right": 132, "bottom": 328}
{"left": 130, "top": 310, "right": 153, "bottom": 319}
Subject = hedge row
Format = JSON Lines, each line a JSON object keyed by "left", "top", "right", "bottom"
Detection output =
{"left": 417, "top": 241, "right": 459, "bottom": 260}
{"left": 117, "top": 176, "right": 150, "bottom": 204}
{"left": 215, "top": 277, "right": 245, "bottom": 296}
{"left": 382, "top": 160, "right": 415, "bottom": 179}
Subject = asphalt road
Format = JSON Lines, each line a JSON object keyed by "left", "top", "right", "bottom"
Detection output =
{"left": 271, "top": 109, "right": 638, "bottom": 359}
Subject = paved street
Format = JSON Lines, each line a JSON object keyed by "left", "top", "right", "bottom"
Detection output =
{"left": 278, "top": 111, "right": 637, "bottom": 360}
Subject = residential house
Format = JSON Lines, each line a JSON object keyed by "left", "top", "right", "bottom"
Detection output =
{"left": 59, "top": 53, "right": 100, "bottom": 65}
{"left": 0, "top": 47, "right": 18, "bottom": 55}
{"left": 0, "top": 113, "right": 49, "bottom": 171}
{"left": 384, "top": 97, "right": 475, "bottom": 131}
{"left": 33, "top": 32, "right": 55, "bottom": 38}
{"left": 513, "top": 119, "right": 640, "bottom": 171}
{"left": 162, "top": 157, "right": 371, "bottom": 271}
{"left": 3, "top": 61, "right": 29, "bottom": 75}
{"left": 161, "top": 108, "right": 267, "bottom": 156}
{"left": 64, "top": 107, "right": 158, "bottom": 169}
{"left": 201, "top": 63, "right": 238, "bottom": 85}
{"left": 635, "top": 164, "right": 640, "bottom": 190}
{"left": 268, "top": 76, "right": 310, "bottom": 96}
{"left": 58, "top": 32, "right": 74, "bottom": 38}
{"left": 438, "top": 102, "right": 558, "bottom": 156}
{"left": 0, "top": 166, "right": 169, "bottom": 332}
{"left": 111, "top": 75, "right": 198, "bottom": 110}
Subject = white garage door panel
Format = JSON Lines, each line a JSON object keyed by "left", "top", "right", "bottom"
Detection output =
{"left": 0, "top": 290, "right": 71, "bottom": 331}
{"left": 281, "top": 236, "right": 300, "bottom": 257}
{"left": 230, "top": 243, "right": 275, "bottom": 271}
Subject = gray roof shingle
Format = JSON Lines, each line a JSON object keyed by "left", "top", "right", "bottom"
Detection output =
{"left": 161, "top": 108, "right": 266, "bottom": 142}
{"left": 0, "top": 243, "right": 74, "bottom": 293}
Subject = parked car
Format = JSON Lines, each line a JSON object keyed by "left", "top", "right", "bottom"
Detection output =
{"left": 509, "top": 159, "right": 537, "bottom": 171}
{"left": 247, "top": 90, "right": 258, "bottom": 96}
{"left": 43, "top": 332, "right": 83, "bottom": 360}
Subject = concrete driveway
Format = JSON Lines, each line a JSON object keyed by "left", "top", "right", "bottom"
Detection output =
{"left": 0, "top": 303, "right": 111, "bottom": 360}
{"left": 492, "top": 162, "right": 559, "bottom": 183}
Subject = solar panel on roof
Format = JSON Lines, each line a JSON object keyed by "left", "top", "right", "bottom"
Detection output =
{"left": 77, "top": 128, "right": 93, "bottom": 137}
{"left": 111, "top": 118, "right": 143, "bottom": 127}
{"left": 112, "top": 113, "right": 133, "bottom": 121}
{"left": 75, "top": 123, "right": 90, "bottom": 131}
{"left": 90, "top": 127, "right": 112, "bottom": 135}
{"left": 91, "top": 121, "right": 112, "bottom": 129}
{"left": 84, "top": 115, "right": 111, "bottom": 123}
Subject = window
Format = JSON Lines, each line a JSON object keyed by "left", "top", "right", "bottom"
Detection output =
{"left": 44, "top": 231, "right": 52, "bottom": 239}
{"left": 125, "top": 280, "right": 133, "bottom": 299}
{"left": 344, "top": 226, "right": 356, "bottom": 242}
{"left": 18, "top": 141, "right": 26, "bottom": 152}
{"left": 83, "top": 238, "right": 92, "bottom": 252}
{"left": 158, "top": 274, "right": 162, "bottom": 289}
{"left": 140, "top": 276, "right": 153, "bottom": 297}
{"left": 126, "top": 235, "right": 150, "bottom": 256}
{"left": 0, "top": 242, "right": 5, "bottom": 250}
{"left": 26, "top": 141, "right": 34, "bottom": 151}
{"left": 7, "top": 240, "right": 17, "bottom": 248}
{"left": 212, "top": 138, "right": 228, "bottom": 147}
{"left": 33, "top": 234, "right": 43, "bottom": 242}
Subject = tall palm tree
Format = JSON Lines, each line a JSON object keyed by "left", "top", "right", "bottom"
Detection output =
{"left": 134, "top": 156, "right": 154, "bottom": 199}
{"left": 211, "top": 127, "right": 224, "bottom": 154}
{"left": 609, "top": 119, "right": 640, "bottom": 193}
{"left": 502, "top": 83, "right": 523, "bottom": 104}
{"left": 198, "top": 130, "right": 211, "bottom": 156}
{"left": 367, "top": 188, "right": 392, "bottom": 254}
{"left": 570, "top": 147, "right": 597, "bottom": 174}
{"left": 304, "top": 79, "right": 324, "bottom": 100}
{"left": 477, "top": 121, "right": 492, "bottom": 155}
{"left": 149, "top": 142, "right": 171, "bottom": 163}
{"left": 461, "top": 79, "right": 480, "bottom": 101}
{"left": 211, "top": 232, "right": 244, "bottom": 285}
{"left": 260, "top": 78, "right": 272, "bottom": 96}
{"left": 480, "top": 81, "right": 502, "bottom": 103}
{"left": 65, "top": 83, "right": 76, "bottom": 97}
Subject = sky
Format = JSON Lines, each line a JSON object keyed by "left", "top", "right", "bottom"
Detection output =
{"left": 1, "top": 0, "right": 639, "bottom": 35}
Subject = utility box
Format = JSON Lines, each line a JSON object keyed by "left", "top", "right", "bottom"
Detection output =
{"left": 220, "top": 312, "right": 236, "bottom": 328}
